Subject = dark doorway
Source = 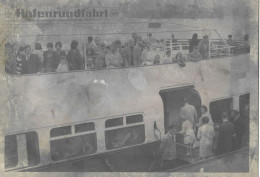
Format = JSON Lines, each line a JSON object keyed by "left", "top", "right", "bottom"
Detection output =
{"left": 159, "top": 86, "right": 201, "bottom": 133}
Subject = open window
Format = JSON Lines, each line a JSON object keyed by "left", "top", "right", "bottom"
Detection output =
{"left": 105, "top": 114, "right": 145, "bottom": 150}
{"left": 50, "top": 122, "right": 97, "bottom": 161}
{"left": 5, "top": 132, "right": 40, "bottom": 169}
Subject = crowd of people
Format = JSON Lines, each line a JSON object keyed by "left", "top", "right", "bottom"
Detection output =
{"left": 158, "top": 98, "right": 247, "bottom": 168}
{"left": 5, "top": 33, "right": 250, "bottom": 75}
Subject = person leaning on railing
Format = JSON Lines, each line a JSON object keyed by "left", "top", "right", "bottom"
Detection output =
{"left": 187, "top": 46, "right": 201, "bottom": 62}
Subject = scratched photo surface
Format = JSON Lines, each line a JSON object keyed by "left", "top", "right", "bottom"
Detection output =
{"left": 0, "top": 0, "right": 258, "bottom": 176}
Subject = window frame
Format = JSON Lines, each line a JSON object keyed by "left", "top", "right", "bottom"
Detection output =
{"left": 104, "top": 113, "right": 145, "bottom": 150}
{"left": 49, "top": 121, "right": 97, "bottom": 161}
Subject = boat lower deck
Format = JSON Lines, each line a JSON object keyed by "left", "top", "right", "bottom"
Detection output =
{"left": 24, "top": 141, "right": 249, "bottom": 172}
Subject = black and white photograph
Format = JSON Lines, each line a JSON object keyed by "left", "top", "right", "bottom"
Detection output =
{"left": 0, "top": 0, "right": 258, "bottom": 176}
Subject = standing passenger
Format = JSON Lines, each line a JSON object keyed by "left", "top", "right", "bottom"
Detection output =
{"left": 105, "top": 42, "right": 123, "bottom": 68}
{"left": 197, "top": 105, "right": 214, "bottom": 127}
{"left": 55, "top": 41, "right": 66, "bottom": 62}
{"left": 24, "top": 45, "right": 42, "bottom": 74}
{"left": 120, "top": 39, "right": 134, "bottom": 67}
{"left": 43, "top": 43, "right": 59, "bottom": 72}
{"left": 198, "top": 35, "right": 210, "bottom": 59}
{"left": 217, "top": 112, "right": 235, "bottom": 154}
{"left": 86, "top": 36, "right": 98, "bottom": 69}
{"left": 231, "top": 109, "right": 245, "bottom": 150}
{"left": 197, "top": 116, "right": 215, "bottom": 159}
{"left": 67, "top": 40, "right": 85, "bottom": 70}
{"left": 133, "top": 37, "right": 143, "bottom": 66}
{"left": 179, "top": 98, "right": 198, "bottom": 128}
{"left": 56, "top": 53, "right": 69, "bottom": 72}
{"left": 94, "top": 42, "right": 106, "bottom": 69}
{"left": 180, "top": 119, "right": 196, "bottom": 155}
{"left": 189, "top": 33, "right": 200, "bottom": 53}
{"left": 158, "top": 125, "right": 177, "bottom": 168}
{"left": 33, "top": 43, "right": 44, "bottom": 63}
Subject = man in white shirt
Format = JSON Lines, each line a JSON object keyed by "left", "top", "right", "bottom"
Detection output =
{"left": 179, "top": 98, "right": 198, "bottom": 128}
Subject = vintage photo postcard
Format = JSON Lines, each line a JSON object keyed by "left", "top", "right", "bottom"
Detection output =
{"left": 0, "top": 0, "right": 258, "bottom": 176}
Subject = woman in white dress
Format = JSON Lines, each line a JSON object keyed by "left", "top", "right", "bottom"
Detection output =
{"left": 197, "top": 116, "right": 215, "bottom": 159}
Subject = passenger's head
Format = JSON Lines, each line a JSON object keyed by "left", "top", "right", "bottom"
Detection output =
{"left": 203, "top": 35, "right": 209, "bottom": 40}
{"left": 47, "top": 43, "right": 53, "bottom": 51}
{"left": 182, "top": 97, "right": 188, "bottom": 105}
{"left": 132, "top": 33, "right": 137, "bottom": 40}
{"left": 35, "top": 43, "right": 42, "bottom": 50}
{"left": 24, "top": 45, "right": 31, "bottom": 55}
{"left": 166, "top": 50, "right": 171, "bottom": 57}
{"left": 148, "top": 33, "right": 152, "bottom": 37}
{"left": 167, "top": 124, "right": 175, "bottom": 135}
{"left": 71, "top": 40, "right": 79, "bottom": 50}
{"left": 94, "top": 36, "right": 100, "bottom": 46}
{"left": 201, "top": 105, "right": 208, "bottom": 114}
{"left": 228, "top": 35, "right": 232, "bottom": 40}
{"left": 17, "top": 45, "right": 26, "bottom": 56}
{"left": 231, "top": 109, "right": 239, "bottom": 119}
{"left": 129, "top": 39, "right": 135, "bottom": 47}
{"left": 124, "top": 41, "right": 129, "bottom": 47}
{"left": 5, "top": 42, "right": 13, "bottom": 54}
{"left": 221, "top": 112, "right": 229, "bottom": 121}
{"left": 100, "top": 42, "right": 105, "bottom": 49}
{"left": 201, "top": 116, "right": 209, "bottom": 124}
{"left": 114, "top": 40, "right": 122, "bottom": 49}
{"left": 88, "top": 36, "right": 93, "bottom": 43}
{"left": 172, "top": 34, "right": 175, "bottom": 39}
{"left": 192, "top": 33, "right": 198, "bottom": 40}
{"left": 110, "top": 42, "right": 117, "bottom": 53}
{"left": 55, "top": 41, "right": 62, "bottom": 49}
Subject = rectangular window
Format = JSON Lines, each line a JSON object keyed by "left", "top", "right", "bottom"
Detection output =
{"left": 50, "top": 126, "right": 71, "bottom": 138}
{"left": 148, "top": 23, "right": 161, "bottom": 28}
{"left": 105, "top": 117, "right": 123, "bottom": 128}
{"left": 75, "top": 122, "right": 95, "bottom": 133}
{"left": 5, "top": 132, "right": 40, "bottom": 168}
{"left": 5, "top": 135, "right": 18, "bottom": 168}
{"left": 105, "top": 125, "right": 145, "bottom": 150}
{"left": 209, "top": 98, "right": 233, "bottom": 123}
{"left": 50, "top": 133, "right": 97, "bottom": 161}
{"left": 126, "top": 114, "right": 143, "bottom": 124}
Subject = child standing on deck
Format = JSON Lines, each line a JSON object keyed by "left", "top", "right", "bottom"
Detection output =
{"left": 180, "top": 119, "right": 196, "bottom": 156}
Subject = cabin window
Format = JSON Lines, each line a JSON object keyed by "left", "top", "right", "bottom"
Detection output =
{"left": 148, "top": 23, "right": 161, "bottom": 28}
{"left": 5, "top": 135, "right": 18, "bottom": 168}
{"left": 209, "top": 98, "right": 233, "bottom": 123}
{"left": 126, "top": 114, "right": 143, "bottom": 124}
{"left": 105, "top": 124, "right": 145, "bottom": 150}
{"left": 105, "top": 117, "right": 123, "bottom": 128}
{"left": 50, "top": 126, "right": 71, "bottom": 137}
{"left": 75, "top": 122, "right": 95, "bottom": 133}
{"left": 5, "top": 132, "right": 40, "bottom": 168}
{"left": 50, "top": 133, "right": 97, "bottom": 161}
